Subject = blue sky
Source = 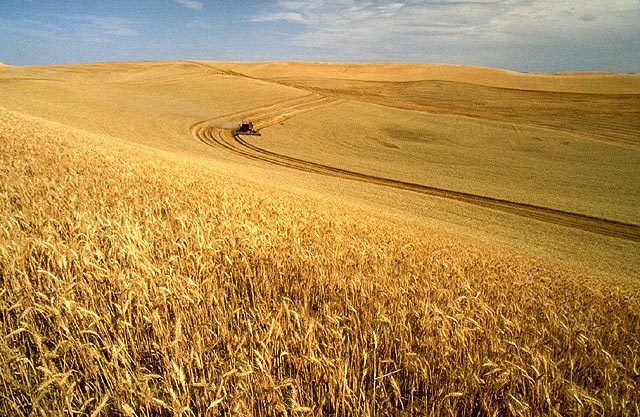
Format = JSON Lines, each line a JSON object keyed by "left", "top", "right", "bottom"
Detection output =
{"left": 1, "top": 1, "right": 639, "bottom": 72}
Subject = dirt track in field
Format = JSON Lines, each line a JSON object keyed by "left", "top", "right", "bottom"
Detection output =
{"left": 191, "top": 96, "right": 640, "bottom": 243}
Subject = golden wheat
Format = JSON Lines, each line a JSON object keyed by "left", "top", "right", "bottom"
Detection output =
{"left": 1, "top": 108, "right": 639, "bottom": 416}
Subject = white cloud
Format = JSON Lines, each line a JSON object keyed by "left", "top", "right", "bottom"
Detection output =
{"left": 251, "top": 12, "right": 309, "bottom": 24}
{"left": 76, "top": 16, "right": 139, "bottom": 37}
{"left": 250, "top": 0, "right": 640, "bottom": 70}
{"left": 51, "top": 14, "right": 139, "bottom": 42}
{"left": 0, "top": 14, "right": 139, "bottom": 44}
{"left": 0, "top": 17, "right": 65, "bottom": 40}
{"left": 175, "top": 0, "right": 205, "bottom": 10}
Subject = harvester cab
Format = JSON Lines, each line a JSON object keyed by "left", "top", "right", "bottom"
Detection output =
{"left": 237, "top": 120, "right": 261, "bottom": 136}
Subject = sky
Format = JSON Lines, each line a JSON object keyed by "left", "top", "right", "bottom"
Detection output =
{"left": 1, "top": 0, "right": 639, "bottom": 72}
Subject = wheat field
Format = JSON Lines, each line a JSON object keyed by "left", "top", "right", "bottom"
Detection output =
{"left": 1, "top": 61, "right": 639, "bottom": 416}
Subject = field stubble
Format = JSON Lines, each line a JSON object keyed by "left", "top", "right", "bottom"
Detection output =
{"left": 1, "top": 108, "right": 639, "bottom": 416}
{"left": 249, "top": 83, "right": 640, "bottom": 225}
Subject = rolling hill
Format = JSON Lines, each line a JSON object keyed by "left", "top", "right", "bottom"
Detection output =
{"left": 1, "top": 61, "right": 639, "bottom": 416}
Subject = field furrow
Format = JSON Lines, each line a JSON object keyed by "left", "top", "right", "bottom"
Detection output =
{"left": 2, "top": 60, "right": 640, "bottom": 417}
{"left": 191, "top": 99, "right": 640, "bottom": 243}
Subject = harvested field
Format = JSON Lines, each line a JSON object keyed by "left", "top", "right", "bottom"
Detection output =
{"left": 1, "top": 61, "right": 639, "bottom": 416}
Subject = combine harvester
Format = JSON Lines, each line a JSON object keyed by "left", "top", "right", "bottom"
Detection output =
{"left": 236, "top": 120, "right": 260, "bottom": 136}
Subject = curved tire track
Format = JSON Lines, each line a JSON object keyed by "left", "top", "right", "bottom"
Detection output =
{"left": 191, "top": 98, "right": 640, "bottom": 243}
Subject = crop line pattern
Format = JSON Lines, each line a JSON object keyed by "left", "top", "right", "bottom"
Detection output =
{"left": 190, "top": 98, "right": 640, "bottom": 243}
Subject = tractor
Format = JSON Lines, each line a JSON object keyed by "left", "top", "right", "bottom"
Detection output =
{"left": 236, "top": 120, "right": 260, "bottom": 136}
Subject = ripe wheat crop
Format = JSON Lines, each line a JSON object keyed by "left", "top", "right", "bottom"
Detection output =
{"left": 1, "top": 108, "right": 639, "bottom": 416}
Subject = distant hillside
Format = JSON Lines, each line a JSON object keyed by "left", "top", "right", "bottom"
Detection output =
{"left": 209, "top": 61, "right": 640, "bottom": 94}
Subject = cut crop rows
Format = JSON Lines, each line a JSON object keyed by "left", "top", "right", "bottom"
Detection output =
{"left": 191, "top": 98, "right": 640, "bottom": 243}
